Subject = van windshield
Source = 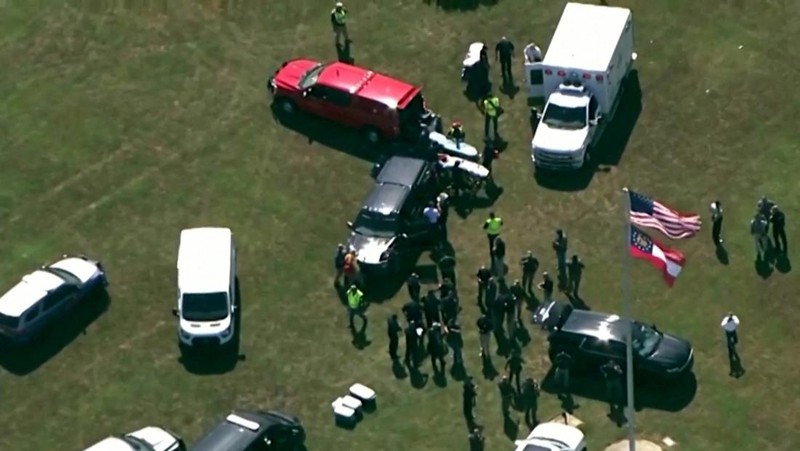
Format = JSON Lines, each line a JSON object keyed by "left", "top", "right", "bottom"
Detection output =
{"left": 632, "top": 324, "right": 663, "bottom": 358}
{"left": 0, "top": 314, "right": 20, "bottom": 329}
{"left": 353, "top": 211, "right": 397, "bottom": 238}
{"left": 182, "top": 292, "right": 229, "bottom": 322}
{"left": 543, "top": 104, "right": 587, "bottom": 129}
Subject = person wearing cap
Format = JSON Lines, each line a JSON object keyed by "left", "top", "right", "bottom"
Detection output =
{"left": 346, "top": 284, "right": 366, "bottom": 330}
{"left": 495, "top": 36, "right": 515, "bottom": 87}
{"left": 523, "top": 42, "right": 542, "bottom": 63}
{"left": 710, "top": 200, "right": 724, "bottom": 247}
{"left": 721, "top": 313, "right": 743, "bottom": 376}
{"left": 483, "top": 211, "right": 503, "bottom": 257}
{"left": 333, "top": 243, "right": 347, "bottom": 288}
{"left": 538, "top": 272, "right": 554, "bottom": 303}
{"left": 447, "top": 121, "right": 466, "bottom": 148}
{"left": 481, "top": 93, "right": 502, "bottom": 141}
{"left": 475, "top": 265, "right": 492, "bottom": 311}
{"left": 330, "top": 2, "right": 350, "bottom": 47}
{"left": 770, "top": 205, "right": 787, "bottom": 254}
{"left": 520, "top": 251, "right": 539, "bottom": 294}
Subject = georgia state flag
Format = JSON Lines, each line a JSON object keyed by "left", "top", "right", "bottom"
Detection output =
{"left": 629, "top": 226, "right": 686, "bottom": 286}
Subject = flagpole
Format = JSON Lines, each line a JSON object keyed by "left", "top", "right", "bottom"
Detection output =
{"left": 621, "top": 187, "right": 636, "bottom": 451}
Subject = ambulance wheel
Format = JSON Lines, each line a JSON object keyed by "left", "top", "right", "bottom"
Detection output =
{"left": 276, "top": 98, "right": 296, "bottom": 116}
{"left": 363, "top": 126, "right": 382, "bottom": 145}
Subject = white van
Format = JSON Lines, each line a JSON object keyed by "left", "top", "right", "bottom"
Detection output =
{"left": 172, "top": 227, "right": 237, "bottom": 350}
{"left": 83, "top": 426, "right": 185, "bottom": 451}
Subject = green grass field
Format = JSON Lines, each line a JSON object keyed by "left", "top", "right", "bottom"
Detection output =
{"left": 2, "top": 0, "right": 800, "bottom": 450}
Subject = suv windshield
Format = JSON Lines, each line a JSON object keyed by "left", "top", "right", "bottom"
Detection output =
{"left": 298, "top": 63, "right": 326, "bottom": 90}
{"left": 46, "top": 267, "right": 81, "bottom": 285}
{"left": 182, "top": 292, "right": 229, "bottom": 322}
{"left": 353, "top": 211, "right": 397, "bottom": 238}
{"left": 632, "top": 324, "right": 663, "bottom": 357}
{"left": 122, "top": 435, "right": 152, "bottom": 450}
{"left": 0, "top": 313, "right": 20, "bottom": 329}
{"left": 542, "top": 104, "right": 587, "bottom": 129}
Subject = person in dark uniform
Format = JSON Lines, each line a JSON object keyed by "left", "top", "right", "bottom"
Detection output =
{"left": 485, "top": 276, "right": 498, "bottom": 314}
{"left": 468, "top": 426, "right": 485, "bottom": 451}
{"left": 446, "top": 319, "right": 464, "bottom": 368}
{"left": 463, "top": 378, "right": 478, "bottom": 426}
{"left": 538, "top": 272, "right": 554, "bottom": 303}
{"left": 770, "top": 205, "right": 787, "bottom": 253}
{"left": 402, "top": 298, "right": 423, "bottom": 325}
{"left": 495, "top": 36, "right": 515, "bottom": 87}
{"left": 407, "top": 272, "right": 421, "bottom": 302}
{"left": 423, "top": 290, "right": 442, "bottom": 328}
{"left": 497, "top": 375, "right": 514, "bottom": 418}
{"left": 428, "top": 322, "right": 446, "bottom": 373}
{"left": 441, "top": 291, "right": 460, "bottom": 325}
{"left": 439, "top": 277, "right": 455, "bottom": 301}
{"left": 520, "top": 251, "right": 539, "bottom": 294}
{"left": 710, "top": 201, "right": 724, "bottom": 247}
{"left": 510, "top": 280, "right": 526, "bottom": 323}
{"left": 333, "top": 243, "right": 347, "bottom": 288}
{"left": 438, "top": 254, "right": 457, "bottom": 285}
{"left": 553, "top": 351, "right": 573, "bottom": 397}
{"left": 601, "top": 360, "right": 624, "bottom": 415}
{"left": 521, "top": 377, "right": 540, "bottom": 427}
{"left": 404, "top": 322, "right": 419, "bottom": 368}
{"left": 567, "top": 255, "right": 585, "bottom": 297}
{"left": 552, "top": 229, "right": 568, "bottom": 288}
{"left": 505, "top": 349, "right": 524, "bottom": 392}
{"left": 492, "top": 236, "right": 507, "bottom": 277}
{"left": 504, "top": 289, "right": 518, "bottom": 341}
{"left": 491, "top": 288, "right": 508, "bottom": 333}
{"left": 475, "top": 266, "right": 492, "bottom": 310}
{"left": 529, "top": 107, "right": 541, "bottom": 136}
{"left": 387, "top": 314, "right": 402, "bottom": 361}
{"left": 477, "top": 314, "right": 494, "bottom": 360}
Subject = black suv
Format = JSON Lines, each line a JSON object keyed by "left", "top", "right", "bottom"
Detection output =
{"left": 537, "top": 301, "right": 694, "bottom": 379}
{"left": 191, "top": 410, "right": 305, "bottom": 451}
{"left": 346, "top": 156, "right": 439, "bottom": 275}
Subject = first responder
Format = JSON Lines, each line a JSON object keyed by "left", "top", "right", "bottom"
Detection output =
{"left": 330, "top": 2, "right": 350, "bottom": 47}
{"left": 481, "top": 94, "right": 502, "bottom": 140}
{"left": 447, "top": 121, "right": 466, "bottom": 148}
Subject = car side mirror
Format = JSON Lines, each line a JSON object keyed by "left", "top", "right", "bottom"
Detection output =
{"left": 346, "top": 221, "right": 354, "bottom": 229}
{"left": 172, "top": 308, "right": 179, "bottom": 317}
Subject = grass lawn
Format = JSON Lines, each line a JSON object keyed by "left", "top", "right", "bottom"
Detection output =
{"left": 1, "top": 0, "right": 799, "bottom": 450}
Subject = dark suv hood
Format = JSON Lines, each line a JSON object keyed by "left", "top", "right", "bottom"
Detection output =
{"left": 348, "top": 233, "right": 395, "bottom": 265}
{"left": 649, "top": 334, "right": 692, "bottom": 368}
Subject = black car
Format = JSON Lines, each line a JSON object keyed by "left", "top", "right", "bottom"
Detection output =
{"left": 537, "top": 301, "right": 694, "bottom": 379}
{"left": 191, "top": 410, "right": 305, "bottom": 451}
{"left": 346, "top": 156, "right": 439, "bottom": 275}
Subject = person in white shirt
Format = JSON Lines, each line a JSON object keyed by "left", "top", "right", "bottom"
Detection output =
{"left": 423, "top": 202, "right": 441, "bottom": 224}
{"left": 750, "top": 214, "right": 769, "bottom": 261}
{"left": 720, "top": 313, "right": 743, "bottom": 376}
{"left": 524, "top": 42, "right": 542, "bottom": 63}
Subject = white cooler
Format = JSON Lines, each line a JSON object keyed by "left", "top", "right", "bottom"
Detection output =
{"left": 349, "top": 383, "right": 377, "bottom": 410}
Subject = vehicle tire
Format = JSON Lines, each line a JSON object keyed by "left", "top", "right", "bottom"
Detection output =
{"left": 276, "top": 98, "right": 296, "bottom": 116}
{"left": 363, "top": 126, "right": 382, "bottom": 146}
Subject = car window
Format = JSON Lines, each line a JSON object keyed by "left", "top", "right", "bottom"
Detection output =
{"left": 23, "top": 304, "right": 41, "bottom": 323}
{"left": 580, "top": 337, "right": 625, "bottom": 358}
{"left": 307, "top": 85, "right": 328, "bottom": 99}
{"left": 246, "top": 437, "right": 271, "bottom": 451}
{"left": 324, "top": 87, "right": 352, "bottom": 107}
{"left": 589, "top": 96, "right": 599, "bottom": 119}
{"left": 43, "top": 285, "right": 74, "bottom": 311}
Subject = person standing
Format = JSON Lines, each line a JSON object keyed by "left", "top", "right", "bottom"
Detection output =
{"left": 505, "top": 349, "right": 524, "bottom": 392}
{"left": 404, "top": 322, "right": 419, "bottom": 368}
{"left": 476, "top": 266, "right": 492, "bottom": 310}
{"left": 446, "top": 320, "right": 464, "bottom": 368}
{"left": 770, "top": 205, "right": 787, "bottom": 253}
{"left": 423, "top": 201, "right": 442, "bottom": 226}
{"left": 757, "top": 195, "right": 775, "bottom": 218}
{"left": 463, "top": 378, "right": 478, "bottom": 426}
{"left": 423, "top": 290, "right": 441, "bottom": 329}
{"left": 750, "top": 213, "right": 769, "bottom": 261}
{"left": 495, "top": 36, "right": 515, "bottom": 86}
{"left": 428, "top": 322, "right": 446, "bottom": 373}
{"left": 346, "top": 285, "right": 366, "bottom": 330}
{"left": 504, "top": 290, "right": 517, "bottom": 341}
{"left": 600, "top": 360, "right": 624, "bottom": 415}
{"left": 447, "top": 121, "right": 466, "bottom": 147}
{"left": 439, "top": 254, "right": 457, "bottom": 285}
{"left": 538, "top": 272, "right": 554, "bottom": 303}
{"left": 333, "top": 243, "right": 347, "bottom": 288}
{"left": 387, "top": 314, "right": 402, "bottom": 361}
{"left": 520, "top": 251, "right": 539, "bottom": 294}
{"left": 521, "top": 377, "right": 540, "bottom": 427}
{"left": 510, "top": 280, "right": 526, "bottom": 323}
{"left": 477, "top": 314, "right": 493, "bottom": 360}
{"left": 721, "top": 312, "right": 740, "bottom": 361}
{"left": 483, "top": 212, "right": 503, "bottom": 257}
{"left": 567, "top": 255, "right": 585, "bottom": 297}
{"left": 710, "top": 200, "right": 724, "bottom": 247}
{"left": 481, "top": 93, "right": 502, "bottom": 141}
{"left": 497, "top": 375, "right": 514, "bottom": 418}
{"left": 523, "top": 42, "right": 542, "bottom": 63}
{"left": 441, "top": 292, "right": 459, "bottom": 325}
{"left": 402, "top": 298, "right": 423, "bottom": 325}
{"left": 552, "top": 229, "right": 568, "bottom": 287}
{"left": 491, "top": 288, "right": 508, "bottom": 333}
{"left": 468, "top": 426, "right": 485, "bottom": 451}
{"left": 330, "top": 2, "right": 350, "bottom": 47}
{"left": 553, "top": 351, "right": 573, "bottom": 397}
{"left": 529, "top": 107, "right": 541, "bottom": 136}
{"left": 407, "top": 272, "right": 421, "bottom": 303}
{"left": 492, "top": 237, "right": 507, "bottom": 277}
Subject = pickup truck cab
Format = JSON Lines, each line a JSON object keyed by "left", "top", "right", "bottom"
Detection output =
{"left": 513, "top": 422, "right": 587, "bottom": 451}
{"left": 268, "top": 59, "right": 430, "bottom": 144}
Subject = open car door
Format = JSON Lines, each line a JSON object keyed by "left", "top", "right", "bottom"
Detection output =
{"left": 533, "top": 300, "right": 573, "bottom": 330}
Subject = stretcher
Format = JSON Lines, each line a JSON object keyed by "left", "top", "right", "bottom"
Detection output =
{"left": 436, "top": 153, "right": 490, "bottom": 179}
{"left": 428, "top": 131, "right": 479, "bottom": 161}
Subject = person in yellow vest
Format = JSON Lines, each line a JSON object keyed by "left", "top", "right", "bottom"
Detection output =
{"left": 346, "top": 284, "right": 366, "bottom": 330}
{"left": 481, "top": 93, "right": 502, "bottom": 141}
{"left": 330, "top": 2, "right": 350, "bottom": 47}
{"left": 482, "top": 211, "right": 503, "bottom": 258}
{"left": 446, "top": 120, "right": 466, "bottom": 148}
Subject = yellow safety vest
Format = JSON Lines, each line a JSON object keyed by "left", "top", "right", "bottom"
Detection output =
{"left": 486, "top": 217, "right": 503, "bottom": 235}
{"left": 483, "top": 97, "right": 500, "bottom": 117}
{"left": 347, "top": 289, "right": 362, "bottom": 309}
{"left": 332, "top": 9, "right": 347, "bottom": 25}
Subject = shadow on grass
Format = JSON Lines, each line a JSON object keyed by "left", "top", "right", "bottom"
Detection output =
{"left": 534, "top": 70, "right": 642, "bottom": 192}
{"left": 336, "top": 42, "right": 355, "bottom": 65}
{"left": 0, "top": 289, "right": 111, "bottom": 376}
{"left": 775, "top": 253, "right": 791, "bottom": 273}
{"left": 179, "top": 279, "right": 245, "bottom": 375}
{"left": 541, "top": 368, "right": 697, "bottom": 413}
{"left": 716, "top": 245, "right": 730, "bottom": 265}
{"left": 431, "top": 0, "right": 501, "bottom": 11}
{"left": 270, "top": 104, "right": 382, "bottom": 163}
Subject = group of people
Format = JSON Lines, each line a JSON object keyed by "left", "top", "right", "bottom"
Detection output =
{"left": 710, "top": 195, "right": 789, "bottom": 267}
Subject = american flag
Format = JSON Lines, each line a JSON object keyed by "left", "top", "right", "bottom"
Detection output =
{"left": 628, "top": 190, "right": 701, "bottom": 239}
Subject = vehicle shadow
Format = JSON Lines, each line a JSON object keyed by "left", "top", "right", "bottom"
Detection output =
{"left": 180, "top": 279, "right": 245, "bottom": 375}
{"left": 431, "top": 0, "right": 501, "bottom": 11}
{"left": 540, "top": 366, "right": 697, "bottom": 412}
{"left": 534, "top": 70, "right": 642, "bottom": 192}
{"left": 269, "top": 104, "right": 382, "bottom": 163}
{"left": 363, "top": 249, "right": 424, "bottom": 303}
{"left": 0, "top": 289, "right": 111, "bottom": 376}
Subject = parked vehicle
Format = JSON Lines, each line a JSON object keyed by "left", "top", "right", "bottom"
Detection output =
{"left": 536, "top": 300, "right": 694, "bottom": 379}
{"left": 347, "top": 156, "right": 439, "bottom": 277}
{"left": 0, "top": 255, "right": 107, "bottom": 343}
{"left": 527, "top": 2, "right": 636, "bottom": 170}
{"left": 268, "top": 59, "right": 433, "bottom": 144}
{"left": 84, "top": 426, "right": 185, "bottom": 451}
{"left": 172, "top": 227, "right": 237, "bottom": 351}
{"left": 513, "top": 422, "right": 587, "bottom": 451}
{"left": 192, "top": 410, "right": 305, "bottom": 451}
